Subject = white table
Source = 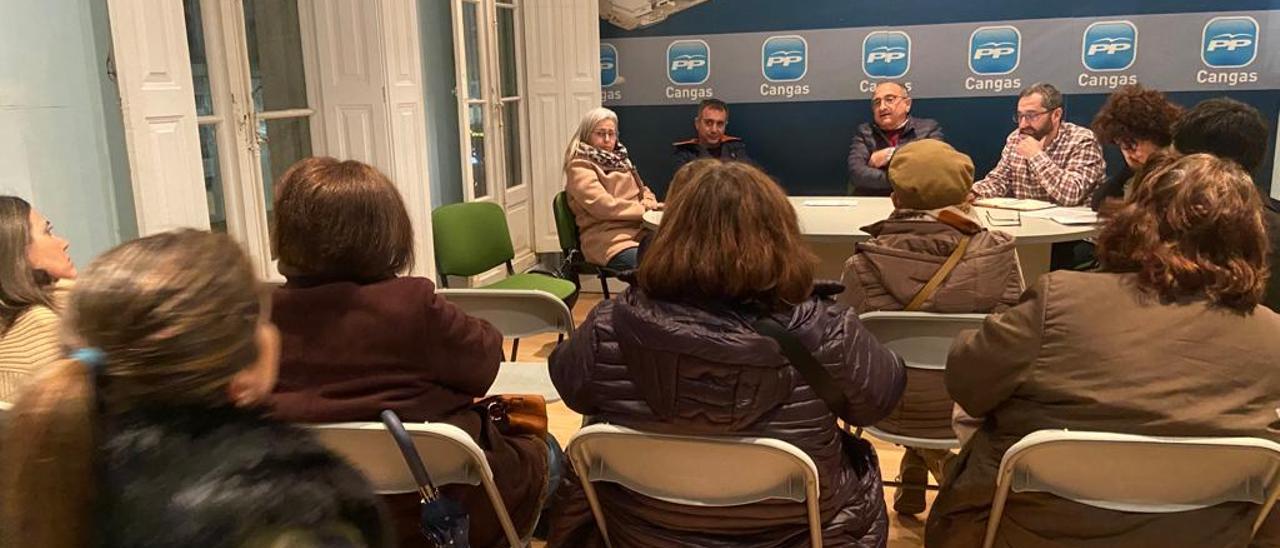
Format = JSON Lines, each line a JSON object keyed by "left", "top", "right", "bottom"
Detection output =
{"left": 642, "top": 197, "right": 1097, "bottom": 285}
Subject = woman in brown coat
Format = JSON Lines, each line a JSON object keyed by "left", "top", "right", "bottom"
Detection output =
{"left": 927, "top": 154, "right": 1280, "bottom": 547}
{"left": 547, "top": 160, "right": 906, "bottom": 547}
{"left": 839, "top": 139, "right": 1023, "bottom": 516}
{"left": 265, "top": 157, "right": 551, "bottom": 548}
{"left": 562, "top": 107, "right": 660, "bottom": 271}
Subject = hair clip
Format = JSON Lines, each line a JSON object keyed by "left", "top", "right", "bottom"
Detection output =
{"left": 71, "top": 347, "right": 107, "bottom": 375}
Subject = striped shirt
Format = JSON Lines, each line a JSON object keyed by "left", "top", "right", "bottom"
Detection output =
{"left": 0, "top": 285, "right": 67, "bottom": 401}
{"left": 972, "top": 122, "right": 1106, "bottom": 206}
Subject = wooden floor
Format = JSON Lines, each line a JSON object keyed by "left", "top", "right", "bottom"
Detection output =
{"left": 506, "top": 293, "right": 934, "bottom": 547}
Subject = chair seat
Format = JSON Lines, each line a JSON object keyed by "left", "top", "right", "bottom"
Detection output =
{"left": 486, "top": 362, "right": 561, "bottom": 403}
{"left": 482, "top": 273, "right": 577, "bottom": 301}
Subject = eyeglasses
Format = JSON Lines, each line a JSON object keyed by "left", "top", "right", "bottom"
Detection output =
{"left": 872, "top": 95, "right": 905, "bottom": 107}
{"left": 1013, "top": 109, "right": 1055, "bottom": 124}
{"left": 591, "top": 129, "right": 618, "bottom": 139}
{"left": 984, "top": 210, "right": 1022, "bottom": 227}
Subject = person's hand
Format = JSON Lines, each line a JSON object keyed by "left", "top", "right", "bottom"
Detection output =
{"left": 869, "top": 147, "right": 894, "bottom": 168}
{"left": 641, "top": 197, "right": 661, "bottom": 210}
{"left": 1016, "top": 135, "right": 1044, "bottom": 159}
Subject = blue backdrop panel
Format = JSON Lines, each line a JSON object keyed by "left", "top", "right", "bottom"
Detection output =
{"left": 599, "top": 1, "right": 1279, "bottom": 197}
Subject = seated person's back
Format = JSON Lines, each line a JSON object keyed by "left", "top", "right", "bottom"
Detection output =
{"left": 548, "top": 160, "right": 906, "bottom": 547}
{"left": 264, "top": 157, "right": 549, "bottom": 548}
{"left": 927, "top": 154, "right": 1280, "bottom": 547}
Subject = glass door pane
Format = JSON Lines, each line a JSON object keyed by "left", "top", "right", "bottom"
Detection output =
{"left": 198, "top": 125, "right": 226, "bottom": 232}
{"left": 502, "top": 102, "right": 521, "bottom": 189}
{"left": 243, "top": 0, "right": 309, "bottom": 111}
{"left": 468, "top": 104, "right": 488, "bottom": 199}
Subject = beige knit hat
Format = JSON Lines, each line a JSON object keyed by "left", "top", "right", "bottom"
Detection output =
{"left": 887, "top": 139, "right": 975, "bottom": 210}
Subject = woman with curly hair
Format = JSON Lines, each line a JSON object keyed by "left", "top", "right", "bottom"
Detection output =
{"left": 927, "top": 153, "right": 1280, "bottom": 547}
{"left": 1088, "top": 84, "right": 1183, "bottom": 209}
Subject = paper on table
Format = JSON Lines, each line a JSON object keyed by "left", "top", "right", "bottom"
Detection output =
{"left": 1049, "top": 209, "right": 1098, "bottom": 225}
{"left": 802, "top": 199, "right": 858, "bottom": 207}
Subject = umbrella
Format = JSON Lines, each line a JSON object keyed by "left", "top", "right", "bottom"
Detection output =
{"left": 380, "top": 410, "right": 471, "bottom": 547}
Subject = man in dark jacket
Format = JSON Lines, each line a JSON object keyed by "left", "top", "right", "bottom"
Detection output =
{"left": 672, "top": 98, "right": 751, "bottom": 169}
{"left": 1170, "top": 97, "right": 1278, "bottom": 312}
{"left": 847, "top": 81, "right": 944, "bottom": 196}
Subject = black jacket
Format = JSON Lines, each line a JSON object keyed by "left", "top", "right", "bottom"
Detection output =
{"left": 672, "top": 136, "right": 751, "bottom": 170}
{"left": 547, "top": 287, "right": 905, "bottom": 547}
{"left": 847, "top": 117, "right": 944, "bottom": 196}
{"left": 99, "top": 405, "right": 391, "bottom": 548}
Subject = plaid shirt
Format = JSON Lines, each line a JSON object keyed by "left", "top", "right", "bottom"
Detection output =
{"left": 972, "top": 122, "right": 1106, "bottom": 206}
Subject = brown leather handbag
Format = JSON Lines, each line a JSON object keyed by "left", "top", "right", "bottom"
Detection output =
{"left": 477, "top": 394, "right": 549, "bottom": 439}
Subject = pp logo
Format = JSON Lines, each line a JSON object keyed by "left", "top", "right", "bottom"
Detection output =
{"left": 600, "top": 44, "right": 618, "bottom": 87}
{"left": 762, "top": 35, "right": 807, "bottom": 82}
{"left": 969, "top": 26, "right": 1021, "bottom": 75}
{"left": 1082, "top": 21, "right": 1137, "bottom": 71}
{"left": 862, "top": 30, "right": 911, "bottom": 79}
{"left": 667, "top": 40, "right": 710, "bottom": 85}
{"left": 1202, "top": 16, "right": 1258, "bottom": 68}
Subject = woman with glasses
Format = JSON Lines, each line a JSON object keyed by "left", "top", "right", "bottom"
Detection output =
{"left": 562, "top": 107, "right": 660, "bottom": 271}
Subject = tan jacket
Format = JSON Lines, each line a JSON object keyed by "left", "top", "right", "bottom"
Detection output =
{"left": 927, "top": 271, "right": 1280, "bottom": 548}
{"left": 565, "top": 158, "right": 656, "bottom": 265}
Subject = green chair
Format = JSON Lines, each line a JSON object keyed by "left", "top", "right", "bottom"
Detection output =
{"left": 553, "top": 191, "right": 622, "bottom": 299}
{"left": 432, "top": 201, "right": 578, "bottom": 359}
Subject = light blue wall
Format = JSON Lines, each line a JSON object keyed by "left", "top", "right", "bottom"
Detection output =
{"left": 0, "top": 0, "right": 133, "bottom": 269}
{"left": 419, "top": 0, "right": 463, "bottom": 209}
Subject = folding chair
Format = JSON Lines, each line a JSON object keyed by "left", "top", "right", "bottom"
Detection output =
{"left": 438, "top": 288, "right": 571, "bottom": 401}
{"left": 310, "top": 421, "right": 526, "bottom": 547}
{"left": 983, "top": 429, "right": 1280, "bottom": 548}
{"left": 566, "top": 423, "right": 824, "bottom": 548}
{"left": 553, "top": 191, "right": 623, "bottom": 299}
{"left": 856, "top": 311, "right": 986, "bottom": 491}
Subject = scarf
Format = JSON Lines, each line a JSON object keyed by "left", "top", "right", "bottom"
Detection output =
{"left": 574, "top": 142, "right": 635, "bottom": 174}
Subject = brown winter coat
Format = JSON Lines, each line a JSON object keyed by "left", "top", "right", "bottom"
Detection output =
{"left": 839, "top": 207, "right": 1022, "bottom": 438}
{"left": 565, "top": 158, "right": 657, "bottom": 265}
{"left": 927, "top": 271, "right": 1280, "bottom": 548}
{"left": 546, "top": 286, "right": 906, "bottom": 547}
{"left": 267, "top": 276, "right": 548, "bottom": 548}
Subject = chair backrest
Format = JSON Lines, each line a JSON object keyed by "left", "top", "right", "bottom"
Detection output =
{"left": 858, "top": 311, "right": 987, "bottom": 371}
{"left": 438, "top": 288, "right": 574, "bottom": 339}
{"left": 432, "top": 201, "right": 515, "bottom": 277}
{"left": 552, "top": 191, "right": 581, "bottom": 254}
{"left": 310, "top": 421, "right": 524, "bottom": 547}
{"left": 566, "top": 423, "right": 823, "bottom": 547}
{"left": 983, "top": 429, "right": 1280, "bottom": 548}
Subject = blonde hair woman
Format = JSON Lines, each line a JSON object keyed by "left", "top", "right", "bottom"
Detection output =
{"left": 562, "top": 107, "right": 660, "bottom": 271}
{"left": 0, "top": 230, "right": 389, "bottom": 548}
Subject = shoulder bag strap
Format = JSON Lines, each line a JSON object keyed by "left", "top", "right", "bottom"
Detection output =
{"left": 904, "top": 236, "right": 972, "bottom": 312}
{"left": 752, "top": 316, "right": 849, "bottom": 418}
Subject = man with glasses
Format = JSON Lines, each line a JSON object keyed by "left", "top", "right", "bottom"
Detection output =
{"left": 847, "top": 81, "right": 944, "bottom": 196}
{"left": 672, "top": 98, "right": 752, "bottom": 169}
{"left": 971, "top": 82, "right": 1105, "bottom": 206}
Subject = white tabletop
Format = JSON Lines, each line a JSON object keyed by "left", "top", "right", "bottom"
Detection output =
{"left": 642, "top": 196, "right": 1097, "bottom": 245}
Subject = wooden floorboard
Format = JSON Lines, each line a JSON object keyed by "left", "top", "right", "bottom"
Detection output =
{"left": 506, "top": 293, "right": 930, "bottom": 547}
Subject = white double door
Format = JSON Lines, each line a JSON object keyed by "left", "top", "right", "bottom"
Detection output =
{"left": 109, "top": 0, "right": 436, "bottom": 280}
{"left": 452, "top": 0, "right": 535, "bottom": 274}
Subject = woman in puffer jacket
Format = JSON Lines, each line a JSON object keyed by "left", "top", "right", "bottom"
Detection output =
{"left": 546, "top": 159, "right": 906, "bottom": 547}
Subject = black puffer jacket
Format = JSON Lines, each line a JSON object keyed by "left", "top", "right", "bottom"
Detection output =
{"left": 547, "top": 287, "right": 906, "bottom": 547}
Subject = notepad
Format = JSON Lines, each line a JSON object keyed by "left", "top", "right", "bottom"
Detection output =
{"left": 974, "top": 197, "right": 1056, "bottom": 211}
{"left": 802, "top": 199, "right": 858, "bottom": 207}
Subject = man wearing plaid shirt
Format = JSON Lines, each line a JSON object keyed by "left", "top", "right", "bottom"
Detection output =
{"left": 971, "top": 82, "right": 1106, "bottom": 206}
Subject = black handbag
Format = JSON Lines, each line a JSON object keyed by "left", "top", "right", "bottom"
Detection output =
{"left": 752, "top": 316, "right": 880, "bottom": 479}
